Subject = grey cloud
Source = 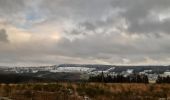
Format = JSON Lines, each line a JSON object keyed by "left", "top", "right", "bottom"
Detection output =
{"left": 40, "top": 0, "right": 113, "bottom": 21}
{"left": 111, "top": 0, "right": 170, "bottom": 35}
{"left": 65, "top": 29, "right": 85, "bottom": 35}
{"left": 40, "top": 0, "right": 170, "bottom": 36}
{"left": 0, "top": 29, "right": 9, "bottom": 43}
{"left": 58, "top": 34, "right": 170, "bottom": 64}
{"left": 79, "top": 22, "right": 96, "bottom": 31}
{"left": 65, "top": 14, "right": 125, "bottom": 37}
{"left": 0, "top": 0, "right": 25, "bottom": 15}
{"left": 55, "top": 34, "right": 162, "bottom": 59}
{"left": 128, "top": 20, "right": 170, "bottom": 34}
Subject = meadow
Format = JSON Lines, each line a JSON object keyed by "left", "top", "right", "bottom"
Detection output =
{"left": 0, "top": 83, "right": 169, "bottom": 100}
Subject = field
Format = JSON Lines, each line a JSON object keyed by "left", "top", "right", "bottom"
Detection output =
{"left": 0, "top": 83, "right": 169, "bottom": 100}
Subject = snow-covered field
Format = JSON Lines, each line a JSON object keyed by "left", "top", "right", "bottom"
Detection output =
{"left": 50, "top": 67, "right": 95, "bottom": 73}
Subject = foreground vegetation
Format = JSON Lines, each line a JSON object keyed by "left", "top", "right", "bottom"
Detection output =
{"left": 0, "top": 83, "right": 170, "bottom": 100}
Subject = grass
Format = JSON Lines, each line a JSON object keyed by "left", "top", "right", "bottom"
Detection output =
{"left": 0, "top": 83, "right": 170, "bottom": 100}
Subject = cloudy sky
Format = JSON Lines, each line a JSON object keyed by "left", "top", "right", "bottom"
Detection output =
{"left": 1, "top": 0, "right": 170, "bottom": 66}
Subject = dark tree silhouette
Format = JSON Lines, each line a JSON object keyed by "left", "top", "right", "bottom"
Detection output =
{"left": 156, "top": 75, "right": 170, "bottom": 83}
{"left": 89, "top": 73, "right": 149, "bottom": 83}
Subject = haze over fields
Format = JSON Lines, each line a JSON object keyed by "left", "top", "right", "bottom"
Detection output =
{"left": 0, "top": 0, "right": 170, "bottom": 66}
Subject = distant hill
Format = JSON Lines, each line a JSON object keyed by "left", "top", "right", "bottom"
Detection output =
{"left": 0, "top": 64, "right": 170, "bottom": 83}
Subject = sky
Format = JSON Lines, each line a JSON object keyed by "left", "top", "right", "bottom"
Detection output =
{"left": 1, "top": 0, "right": 170, "bottom": 66}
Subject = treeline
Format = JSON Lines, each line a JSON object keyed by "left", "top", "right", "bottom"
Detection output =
{"left": 0, "top": 72, "right": 84, "bottom": 83}
{"left": 156, "top": 75, "right": 170, "bottom": 83}
{"left": 88, "top": 72, "right": 149, "bottom": 83}
{"left": 0, "top": 74, "right": 55, "bottom": 83}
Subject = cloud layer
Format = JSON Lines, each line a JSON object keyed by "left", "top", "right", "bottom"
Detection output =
{"left": 0, "top": 0, "right": 170, "bottom": 66}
